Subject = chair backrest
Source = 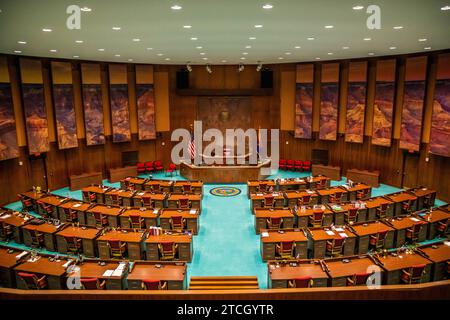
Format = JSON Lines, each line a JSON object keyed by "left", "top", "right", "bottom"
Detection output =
{"left": 269, "top": 217, "right": 282, "bottom": 226}
{"left": 108, "top": 239, "right": 122, "bottom": 249}
{"left": 129, "top": 214, "right": 142, "bottom": 224}
{"left": 287, "top": 160, "right": 294, "bottom": 165}
{"left": 380, "top": 202, "right": 389, "bottom": 211}
{"left": 64, "top": 235, "right": 78, "bottom": 246}
{"left": 82, "top": 191, "right": 89, "bottom": 199}
{"left": 169, "top": 163, "right": 176, "bottom": 170}
{"left": 377, "top": 230, "right": 388, "bottom": 241}
{"left": 411, "top": 264, "right": 426, "bottom": 278}
{"left": 18, "top": 272, "right": 39, "bottom": 287}
{"left": 142, "top": 196, "right": 152, "bottom": 206}
{"left": 293, "top": 277, "right": 312, "bottom": 288}
{"left": 332, "top": 237, "right": 345, "bottom": 247}
{"left": 313, "top": 210, "right": 324, "bottom": 221}
{"left": 111, "top": 194, "right": 118, "bottom": 201}
{"left": 152, "top": 184, "right": 160, "bottom": 191}
{"left": 178, "top": 198, "right": 189, "bottom": 208}
{"left": 145, "top": 161, "right": 153, "bottom": 167}
{"left": 264, "top": 196, "right": 274, "bottom": 206}
{"left": 93, "top": 211, "right": 103, "bottom": 221}
{"left": 80, "top": 278, "right": 100, "bottom": 290}
{"left": 171, "top": 215, "right": 183, "bottom": 227}
{"left": 302, "top": 195, "right": 311, "bottom": 204}
{"left": 334, "top": 192, "right": 343, "bottom": 200}
{"left": 303, "top": 161, "right": 311, "bottom": 166}
{"left": 137, "top": 162, "right": 145, "bottom": 168}
{"left": 143, "top": 279, "right": 160, "bottom": 290}
{"left": 353, "top": 273, "right": 371, "bottom": 285}
{"left": 412, "top": 223, "right": 422, "bottom": 233}
{"left": 182, "top": 184, "right": 192, "bottom": 192}
{"left": 160, "top": 241, "right": 175, "bottom": 253}
{"left": 348, "top": 208, "right": 358, "bottom": 218}
{"left": 280, "top": 240, "right": 294, "bottom": 252}
{"left": 154, "top": 161, "right": 162, "bottom": 167}
{"left": 279, "top": 159, "right": 286, "bottom": 164}
{"left": 294, "top": 160, "right": 302, "bottom": 166}
{"left": 319, "top": 179, "right": 327, "bottom": 187}
{"left": 259, "top": 183, "right": 267, "bottom": 192}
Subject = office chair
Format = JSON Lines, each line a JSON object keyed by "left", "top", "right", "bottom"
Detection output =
{"left": 154, "top": 161, "right": 164, "bottom": 172}
{"left": 151, "top": 183, "right": 161, "bottom": 192}
{"left": 158, "top": 241, "right": 178, "bottom": 260}
{"left": 83, "top": 191, "right": 97, "bottom": 203}
{"left": 405, "top": 223, "right": 422, "bottom": 243}
{"left": 318, "top": 178, "right": 327, "bottom": 189}
{"left": 145, "top": 161, "right": 154, "bottom": 173}
{"left": 276, "top": 241, "right": 296, "bottom": 259}
{"left": 279, "top": 159, "right": 287, "bottom": 171}
{"left": 178, "top": 198, "right": 191, "bottom": 209}
{"left": 310, "top": 210, "right": 324, "bottom": 227}
{"left": 263, "top": 195, "right": 275, "bottom": 208}
{"left": 80, "top": 278, "right": 106, "bottom": 290}
{"left": 129, "top": 214, "right": 144, "bottom": 229}
{"left": 376, "top": 202, "right": 389, "bottom": 219}
{"left": 37, "top": 201, "right": 53, "bottom": 217}
{"left": 369, "top": 230, "right": 388, "bottom": 250}
{"left": 258, "top": 183, "right": 268, "bottom": 192}
{"left": 142, "top": 279, "right": 167, "bottom": 290}
{"left": 165, "top": 163, "right": 177, "bottom": 176}
{"left": 345, "top": 207, "right": 359, "bottom": 223}
{"left": 93, "top": 212, "right": 108, "bottom": 228}
{"left": 141, "top": 196, "right": 154, "bottom": 208}
{"left": 288, "top": 277, "right": 313, "bottom": 288}
{"left": 29, "top": 229, "right": 44, "bottom": 247}
{"left": 326, "top": 237, "right": 345, "bottom": 257}
{"left": 17, "top": 272, "right": 47, "bottom": 290}
{"left": 298, "top": 195, "right": 311, "bottom": 206}
{"left": 108, "top": 239, "right": 127, "bottom": 259}
{"left": 137, "top": 162, "right": 146, "bottom": 174}
{"left": 302, "top": 161, "right": 311, "bottom": 172}
{"left": 170, "top": 215, "right": 186, "bottom": 230}
{"left": 437, "top": 219, "right": 449, "bottom": 236}
{"left": 329, "top": 191, "right": 343, "bottom": 204}
{"left": 0, "top": 222, "right": 13, "bottom": 241}
{"left": 64, "top": 235, "right": 82, "bottom": 254}
{"left": 294, "top": 160, "right": 303, "bottom": 171}
{"left": 110, "top": 194, "right": 121, "bottom": 206}
{"left": 347, "top": 273, "right": 372, "bottom": 286}
{"left": 266, "top": 216, "right": 283, "bottom": 230}
{"left": 401, "top": 264, "right": 426, "bottom": 284}
{"left": 356, "top": 188, "right": 369, "bottom": 200}
{"left": 286, "top": 160, "right": 295, "bottom": 171}
{"left": 182, "top": 184, "right": 192, "bottom": 193}
{"left": 19, "top": 195, "right": 34, "bottom": 210}
{"left": 401, "top": 200, "right": 413, "bottom": 215}
{"left": 62, "top": 207, "right": 77, "bottom": 223}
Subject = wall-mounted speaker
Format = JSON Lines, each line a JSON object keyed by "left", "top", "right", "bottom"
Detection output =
{"left": 176, "top": 70, "right": 190, "bottom": 89}
{"left": 260, "top": 69, "right": 273, "bottom": 89}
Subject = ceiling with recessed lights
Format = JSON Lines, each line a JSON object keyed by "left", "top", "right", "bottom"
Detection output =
{"left": 0, "top": 0, "right": 449, "bottom": 64}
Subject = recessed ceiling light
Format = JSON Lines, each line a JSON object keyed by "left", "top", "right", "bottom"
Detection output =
{"left": 243, "top": 52, "right": 248, "bottom": 55}
{"left": 294, "top": 46, "right": 301, "bottom": 49}
{"left": 165, "top": 58, "right": 171, "bottom": 61}
{"left": 363, "top": 37, "right": 371, "bottom": 41}
{"left": 14, "top": 50, "right": 22, "bottom": 54}
{"left": 254, "top": 24, "right": 263, "bottom": 28}
{"left": 393, "top": 26, "right": 403, "bottom": 30}
{"left": 132, "top": 38, "right": 141, "bottom": 42}
{"left": 17, "top": 41, "right": 27, "bottom": 44}
{"left": 73, "top": 55, "right": 79, "bottom": 58}
{"left": 221, "top": 60, "right": 227, "bottom": 63}
{"left": 389, "top": 46, "right": 397, "bottom": 50}
{"left": 418, "top": 38, "right": 427, "bottom": 42}
{"left": 327, "top": 52, "right": 333, "bottom": 55}
{"left": 128, "top": 59, "right": 133, "bottom": 62}
{"left": 171, "top": 5, "right": 182, "bottom": 10}
{"left": 368, "top": 52, "right": 375, "bottom": 56}
{"left": 49, "top": 49, "right": 57, "bottom": 52}
{"left": 115, "top": 54, "right": 121, "bottom": 57}
{"left": 42, "top": 28, "right": 52, "bottom": 32}
{"left": 249, "top": 37, "right": 256, "bottom": 40}
{"left": 278, "top": 57, "right": 284, "bottom": 60}
{"left": 200, "top": 52, "right": 206, "bottom": 55}
{"left": 240, "top": 57, "right": 246, "bottom": 60}
{"left": 196, "top": 46, "right": 203, "bottom": 49}
{"left": 112, "top": 27, "right": 121, "bottom": 30}
{"left": 157, "top": 53, "right": 164, "bottom": 56}
{"left": 80, "top": 7, "right": 92, "bottom": 12}
{"left": 441, "top": 5, "right": 450, "bottom": 10}
{"left": 202, "top": 57, "right": 208, "bottom": 60}
{"left": 146, "top": 47, "right": 153, "bottom": 50}
{"left": 191, "top": 37, "right": 198, "bottom": 40}
{"left": 183, "top": 25, "right": 192, "bottom": 29}
{"left": 75, "top": 40, "right": 83, "bottom": 43}
{"left": 98, "top": 48, "right": 105, "bottom": 51}
{"left": 245, "top": 45, "right": 252, "bottom": 49}
{"left": 324, "top": 25, "right": 334, "bottom": 29}
{"left": 307, "top": 37, "right": 315, "bottom": 40}
{"left": 424, "top": 47, "right": 432, "bottom": 50}
{"left": 353, "top": 5, "right": 364, "bottom": 10}
{"left": 342, "top": 46, "right": 349, "bottom": 49}
{"left": 285, "top": 52, "right": 291, "bottom": 55}
{"left": 263, "top": 4, "right": 273, "bottom": 9}
{"left": 315, "top": 57, "right": 321, "bottom": 60}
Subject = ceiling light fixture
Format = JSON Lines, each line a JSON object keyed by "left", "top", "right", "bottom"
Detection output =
{"left": 254, "top": 24, "right": 263, "bottom": 28}
{"left": 441, "top": 5, "right": 450, "bottom": 10}
{"left": 238, "top": 64, "right": 245, "bottom": 72}
{"left": 73, "top": 55, "right": 79, "bottom": 58}
{"left": 245, "top": 45, "right": 252, "bottom": 49}
{"left": 342, "top": 46, "right": 349, "bottom": 49}
{"left": 171, "top": 5, "right": 182, "bottom": 10}
{"left": 80, "top": 7, "right": 92, "bottom": 12}
{"left": 315, "top": 57, "right": 321, "bottom": 60}
{"left": 50, "top": 49, "right": 57, "bottom": 52}
{"left": 243, "top": 52, "right": 248, "bottom": 55}
{"left": 14, "top": 50, "right": 22, "bottom": 54}
{"left": 196, "top": 46, "right": 203, "bottom": 49}
{"left": 294, "top": 46, "right": 301, "bottom": 49}
{"left": 165, "top": 58, "right": 171, "bottom": 61}
{"left": 98, "top": 48, "right": 105, "bottom": 51}
{"left": 191, "top": 37, "right": 198, "bottom": 40}
{"left": 157, "top": 53, "right": 164, "bottom": 56}
{"left": 418, "top": 38, "right": 427, "bottom": 42}
{"left": 393, "top": 26, "right": 403, "bottom": 29}
{"left": 200, "top": 52, "right": 205, "bottom": 55}
{"left": 263, "top": 4, "right": 273, "bottom": 9}
{"left": 75, "top": 40, "right": 83, "bottom": 43}
{"left": 146, "top": 47, "right": 153, "bottom": 50}
{"left": 352, "top": 5, "right": 364, "bottom": 10}
{"left": 17, "top": 41, "right": 27, "bottom": 44}
{"left": 128, "top": 59, "right": 133, "bottom": 62}
{"left": 206, "top": 64, "right": 212, "bottom": 74}
{"left": 249, "top": 37, "right": 256, "bottom": 40}
{"left": 424, "top": 47, "right": 432, "bottom": 50}
{"left": 42, "top": 28, "right": 52, "bottom": 32}
{"left": 240, "top": 57, "right": 246, "bottom": 60}
{"left": 202, "top": 57, "right": 208, "bottom": 60}
{"left": 327, "top": 52, "right": 333, "bottom": 55}
{"left": 307, "top": 37, "right": 315, "bottom": 40}
{"left": 325, "top": 25, "right": 334, "bottom": 29}
{"left": 115, "top": 54, "right": 121, "bottom": 57}
{"left": 183, "top": 25, "right": 192, "bottom": 29}
{"left": 278, "top": 57, "right": 284, "bottom": 60}
{"left": 285, "top": 52, "right": 291, "bottom": 55}
{"left": 389, "top": 46, "right": 397, "bottom": 50}
{"left": 363, "top": 37, "right": 371, "bottom": 41}
{"left": 222, "top": 60, "right": 227, "bottom": 63}
{"left": 368, "top": 52, "right": 375, "bottom": 55}
{"left": 132, "top": 38, "right": 141, "bottom": 42}
{"left": 112, "top": 27, "right": 121, "bottom": 30}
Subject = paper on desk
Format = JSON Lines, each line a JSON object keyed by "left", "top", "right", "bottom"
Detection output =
{"left": 0, "top": 214, "right": 11, "bottom": 219}
{"left": 112, "top": 269, "right": 123, "bottom": 277}
{"left": 334, "top": 227, "right": 344, "bottom": 232}
{"left": 102, "top": 270, "right": 114, "bottom": 277}
{"left": 325, "top": 230, "right": 335, "bottom": 236}
{"left": 153, "top": 209, "right": 159, "bottom": 214}
{"left": 338, "top": 233, "right": 348, "bottom": 238}
{"left": 409, "top": 217, "right": 420, "bottom": 222}
{"left": 306, "top": 190, "right": 314, "bottom": 194}
{"left": 261, "top": 232, "right": 269, "bottom": 238}
{"left": 256, "top": 193, "right": 264, "bottom": 196}
{"left": 16, "top": 251, "right": 28, "bottom": 259}
{"left": 189, "top": 209, "right": 197, "bottom": 214}
{"left": 72, "top": 203, "right": 81, "bottom": 208}
{"left": 444, "top": 241, "right": 450, "bottom": 247}
{"left": 63, "top": 260, "right": 73, "bottom": 268}
{"left": 138, "top": 192, "right": 145, "bottom": 196}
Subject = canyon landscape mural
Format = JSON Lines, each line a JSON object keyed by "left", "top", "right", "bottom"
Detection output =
{"left": 53, "top": 84, "right": 78, "bottom": 149}
{"left": 0, "top": 83, "right": 19, "bottom": 160}
{"left": 110, "top": 84, "right": 131, "bottom": 143}
{"left": 294, "top": 83, "right": 313, "bottom": 139}
{"left": 319, "top": 83, "right": 339, "bottom": 140}
{"left": 372, "top": 82, "right": 395, "bottom": 147}
{"left": 82, "top": 84, "right": 105, "bottom": 146}
{"left": 136, "top": 84, "right": 156, "bottom": 140}
{"left": 345, "top": 82, "right": 366, "bottom": 143}
{"left": 430, "top": 79, "right": 450, "bottom": 157}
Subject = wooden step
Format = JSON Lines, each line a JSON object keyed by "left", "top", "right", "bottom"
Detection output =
{"left": 189, "top": 276, "right": 259, "bottom": 290}
{"left": 190, "top": 276, "right": 257, "bottom": 281}
{"left": 189, "top": 286, "right": 259, "bottom": 290}
{"left": 189, "top": 280, "right": 258, "bottom": 286}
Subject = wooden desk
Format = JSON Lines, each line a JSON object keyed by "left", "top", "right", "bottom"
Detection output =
{"left": 418, "top": 209, "right": 450, "bottom": 239}
{"left": 316, "top": 186, "right": 348, "bottom": 204}
{"left": 55, "top": 226, "right": 101, "bottom": 257}
{"left": 312, "top": 164, "right": 342, "bottom": 181}
{"left": 283, "top": 190, "right": 318, "bottom": 208}
{"left": 305, "top": 176, "right": 331, "bottom": 190}
{"left": 260, "top": 229, "right": 308, "bottom": 261}
{"left": 133, "top": 191, "right": 167, "bottom": 208}
{"left": 325, "top": 256, "right": 378, "bottom": 287}
{"left": 19, "top": 190, "right": 45, "bottom": 211}
{"left": 119, "top": 207, "right": 160, "bottom": 229}
{"left": 116, "top": 190, "right": 136, "bottom": 207}
{"left": 247, "top": 180, "right": 276, "bottom": 195}
{"left": 37, "top": 195, "right": 68, "bottom": 218}
{"left": 346, "top": 168, "right": 380, "bottom": 187}
{"left": 254, "top": 208, "right": 294, "bottom": 234}
{"left": 307, "top": 227, "right": 356, "bottom": 259}
{"left": 67, "top": 260, "right": 129, "bottom": 290}
{"left": 0, "top": 211, "right": 30, "bottom": 243}
{"left": 419, "top": 243, "right": 450, "bottom": 281}
{"left": 14, "top": 256, "right": 72, "bottom": 289}
{"left": 97, "top": 229, "right": 147, "bottom": 260}
{"left": 85, "top": 205, "right": 123, "bottom": 228}
{"left": 173, "top": 180, "right": 203, "bottom": 194}
{"left": 70, "top": 172, "right": 102, "bottom": 191}
{"left": 58, "top": 201, "right": 91, "bottom": 225}
{"left": 294, "top": 205, "right": 334, "bottom": 228}
{"left": 385, "top": 192, "right": 418, "bottom": 216}
{"left": 167, "top": 193, "right": 201, "bottom": 209}
{"left": 383, "top": 215, "right": 428, "bottom": 247}
{"left": 331, "top": 202, "right": 368, "bottom": 223}
{"left": 407, "top": 187, "right": 437, "bottom": 210}
{"left": 350, "top": 221, "right": 395, "bottom": 254}
{"left": 0, "top": 247, "right": 24, "bottom": 288}
{"left": 146, "top": 232, "right": 193, "bottom": 262}
{"left": 377, "top": 252, "right": 432, "bottom": 285}
{"left": 127, "top": 261, "right": 186, "bottom": 290}
{"left": 109, "top": 166, "right": 137, "bottom": 183}
{"left": 22, "top": 222, "right": 63, "bottom": 251}
{"left": 159, "top": 208, "right": 199, "bottom": 235}
{"left": 268, "top": 260, "right": 328, "bottom": 288}
{"left": 81, "top": 185, "right": 111, "bottom": 204}
{"left": 250, "top": 192, "right": 285, "bottom": 210}
{"left": 144, "top": 179, "right": 174, "bottom": 193}
{"left": 121, "top": 177, "right": 147, "bottom": 191}
{"left": 364, "top": 197, "right": 394, "bottom": 220}
{"left": 344, "top": 183, "right": 372, "bottom": 201}
{"left": 277, "top": 178, "right": 307, "bottom": 191}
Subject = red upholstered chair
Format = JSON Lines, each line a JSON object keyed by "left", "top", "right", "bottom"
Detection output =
{"left": 93, "top": 211, "right": 108, "bottom": 227}
{"left": 437, "top": 219, "right": 449, "bottom": 236}
{"left": 110, "top": 194, "right": 121, "bottom": 206}
{"left": 401, "top": 200, "right": 413, "bottom": 215}
{"left": 286, "top": 160, "right": 295, "bottom": 171}
{"left": 258, "top": 183, "right": 268, "bottom": 193}
{"left": 17, "top": 272, "right": 47, "bottom": 290}
{"left": 19, "top": 194, "right": 34, "bottom": 210}
{"left": 297, "top": 195, "right": 311, "bottom": 206}
{"left": 151, "top": 183, "right": 161, "bottom": 193}
{"left": 154, "top": 161, "right": 164, "bottom": 172}
{"left": 182, "top": 184, "right": 192, "bottom": 193}
{"left": 0, "top": 222, "right": 13, "bottom": 241}
{"left": 108, "top": 239, "right": 126, "bottom": 259}
{"left": 29, "top": 229, "right": 44, "bottom": 247}
{"left": 170, "top": 215, "right": 186, "bottom": 230}
{"left": 310, "top": 210, "right": 324, "bottom": 227}
{"left": 345, "top": 207, "right": 359, "bottom": 223}
{"left": 145, "top": 161, "right": 155, "bottom": 173}
{"left": 129, "top": 214, "right": 144, "bottom": 229}
{"left": 329, "top": 191, "right": 343, "bottom": 204}
{"left": 288, "top": 277, "right": 313, "bottom": 288}
{"left": 302, "top": 161, "right": 311, "bottom": 172}
{"left": 376, "top": 202, "right": 389, "bottom": 219}
{"left": 37, "top": 201, "right": 53, "bottom": 217}
{"left": 276, "top": 241, "right": 296, "bottom": 259}
{"left": 401, "top": 264, "right": 426, "bottom": 284}
{"left": 141, "top": 196, "right": 154, "bottom": 208}
{"left": 178, "top": 198, "right": 190, "bottom": 209}
{"left": 279, "top": 159, "right": 287, "bottom": 171}
{"left": 347, "top": 273, "right": 371, "bottom": 286}
{"left": 263, "top": 195, "right": 275, "bottom": 208}
{"left": 137, "top": 162, "right": 146, "bottom": 174}
{"left": 326, "top": 237, "right": 345, "bottom": 257}
{"left": 64, "top": 235, "right": 82, "bottom": 254}
{"left": 165, "top": 163, "right": 177, "bottom": 176}
{"left": 406, "top": 223, "right": 422, "bottom": 243}
{"left": 369, "top": 230, "right": 388, "bottom": 249}
{"left": 356, "top": 188, "right": 369, "bottom": 200}
{"left": 266, "top": 216, "right": 283, "bottom": 230}
{"left": 142, "top": 279, "right": 167, "bottom": 290}
{"left": 294, "top": 160, "right": 303, "bottom": 171}
{"left": 62, "top": 207, "right": 78, "bottom": 223}
{"left": 80, "top": 278, "right": 106, "bottom": 290}
{"left": 318, "top": 178, "right": 327, "bottom": 189}
{"left": 158, "top": 241, "right": 178, "bottom": 260}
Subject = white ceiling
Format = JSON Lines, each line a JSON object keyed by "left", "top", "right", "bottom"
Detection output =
{"left": 0, "top": 0, "right": 449, "bottom": 65}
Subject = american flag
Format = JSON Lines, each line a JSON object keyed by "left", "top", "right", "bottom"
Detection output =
{"left": 188, "top": 132, "right": 196, "bottom": 160}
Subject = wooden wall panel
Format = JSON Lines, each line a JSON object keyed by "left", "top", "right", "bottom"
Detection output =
{"left": 345, "top": 61, "right": 367, "bottom": 143}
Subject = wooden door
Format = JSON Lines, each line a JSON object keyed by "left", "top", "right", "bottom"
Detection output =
{"left": 402, "top": 152, "right": 419, "bottom": 189}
